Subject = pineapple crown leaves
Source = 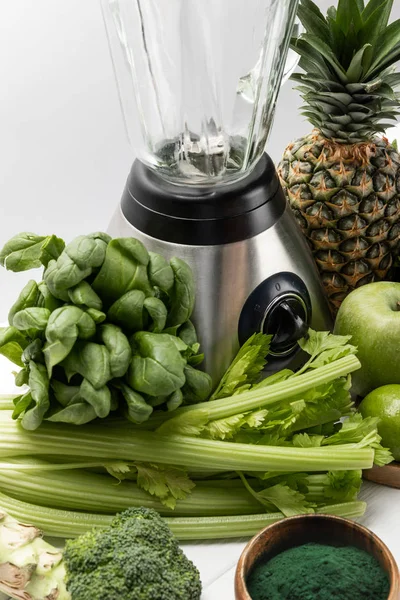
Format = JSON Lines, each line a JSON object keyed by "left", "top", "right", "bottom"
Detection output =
{"left": 292, "top": 0, "right": 400, "bottom": 142}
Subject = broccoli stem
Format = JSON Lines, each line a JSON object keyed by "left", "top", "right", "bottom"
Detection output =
{"left": 0, "top": 490, "right": 366, "bottom": 540}
{"left": 0, "top": 413, "right": 373, "bottom": 472}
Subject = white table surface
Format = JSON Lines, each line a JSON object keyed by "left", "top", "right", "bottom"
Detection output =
{"left": 0, "top": 354, "right": 398, "bottom": 600}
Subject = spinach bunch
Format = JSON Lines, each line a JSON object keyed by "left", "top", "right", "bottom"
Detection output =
{"left": 0, "top": 233, "right": 211, "bottom": 429}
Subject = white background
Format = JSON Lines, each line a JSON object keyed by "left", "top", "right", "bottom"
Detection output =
{"left": 1, "top": 1, "right": 400, "bottom": 598}
{"left": 4, "top": 0, "right": 400, "bottom": 315}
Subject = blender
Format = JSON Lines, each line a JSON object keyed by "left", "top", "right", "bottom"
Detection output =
{"left": 102, "top": 0, "right": 332, "bottom": 384}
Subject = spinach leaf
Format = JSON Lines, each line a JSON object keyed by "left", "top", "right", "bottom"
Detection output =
{"left": 22, "top": 339, "right": 44, "bottom": 364}
{"left": 46, "top": 402, "right": 97, "bottom": 425}
{"left": 84, "top": 308, "right": 106, "bottom": 324}
{"left": 14, "top": 367, "right": 29, "bottom": 387}
{"left": 37, "top": 281, "right": 62, "bottom": 312}
{"left": 62, "top": 341, "right": 111, "bottom": 389}
{"left": 127, "top": 332, "right": 186, "bottom": 396}
{"left": 117, "top": 381, "right": 153, "bottom": 423}
{"left": 108, "top": 290, "right": 146, "bottom": 332}
{"left": 68, "top": 281, "right": 103, "bottom": 310}
{"left": 44, "top": 234, "right": 109, "bottom": 301}
{"left": 92, "top": 238, "right": 152, "bottom": 306}
{"left": 21, "top": 361, "right": 50, "bottom": 430}
{"left": 43, "top": 306, "right": 96, "bottom": 374}
{"left": 148, "top": 252, "right": 174, "bottom": 292}
{"left": 99, "top": 324, "right": 131, "bottom": 378}
{"left": 45, "top": 255, "right": 92, "bottom": 301}
{"left": 167, "top": 388, "right": 183, "bottom": 411}
{"left": 39, "top": 235, "right": 65, "bottom": 267}
{"left": 181, "top": 365, "right": 213, "bottom": 404}
{"left": 0, "top": 326, "right": 29, "bottom": 366}
{"left": 178, "top": 320, "right": 198, "bottom": 346}
{"left": 51, "top": 380, "right": 81, "bottom": 407}
{"left": 13, "top": 308, "right": 51, "bottom": 332}
{"left": 64, "top": 234, "right": 108, "bottom": 269}
{"left": 80, "top": 378, "right": 112, "bottom": 418}
{"left": 166, "top": 258, "right": 196, "bottom": 327}
{"left": 8, "top": 280, "right": 39, "bottom": 325}
{"left": 144, "top": 297, "right": 168, "bottom": 333}
{"left": 0, "top": 233, "right": 64, "bottom": 271}
{"left": 12, "top": 392, "right": 34, "bottom": 419}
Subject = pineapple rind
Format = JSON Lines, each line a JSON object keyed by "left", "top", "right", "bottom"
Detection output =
{"left": 278, "top": 131, "right": 400, "bottom": 313}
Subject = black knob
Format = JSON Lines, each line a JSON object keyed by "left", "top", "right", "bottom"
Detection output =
{"left": 263, "top": 298, "right": 309, "bottom": 356}
{"left": 238, "top": 272, "right": 312, "bottom": 367}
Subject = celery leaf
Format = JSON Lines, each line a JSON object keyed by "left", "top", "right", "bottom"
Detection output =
{"left": 210, "top": 333, "right": 271, "bottom": 400}
{"left": 298, "top": 329, "right": 354, "bottom": 357}
{"left": 322, "top": 414, "right": 380, "bottom": 445}
{"left": 156, "top": 408, "right": 210, "bottom": 436}
{"left": 135, "top": 463, "right": 196, "bottom": 510}
{"left": 323, "top": 470, "right": 362, "bottom": 504}
{"left": 292, "top": 433, "right": 324, "bottom": 447}
{"left": 257, "top": 483, "right": 315, "bottom": 516}
{"left": 202, "top": 414, "right": 246, "bottom": 440}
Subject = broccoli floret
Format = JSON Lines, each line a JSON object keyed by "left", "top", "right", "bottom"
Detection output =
{"left": 63, "top": 507, "right": 202, "bottom": 600}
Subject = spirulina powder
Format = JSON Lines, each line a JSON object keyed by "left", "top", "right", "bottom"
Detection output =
{"left": 246, "top": 542, "right": 390, "bottom": 600}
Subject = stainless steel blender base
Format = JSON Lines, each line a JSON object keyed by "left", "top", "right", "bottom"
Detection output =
{"left": 108, "top": 202, "right": 332, "bottom": 384}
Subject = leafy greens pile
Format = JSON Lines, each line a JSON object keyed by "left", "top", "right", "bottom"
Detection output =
{"left": 0, "top": 232, "right": 212, "bottom": 429}
{"left": 0, "top": 327, "right": 392, "bottom": 540}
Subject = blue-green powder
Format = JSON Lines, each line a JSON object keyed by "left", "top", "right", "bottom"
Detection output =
{"left": 246, "top": 542, "right": 390, "bottom": 600}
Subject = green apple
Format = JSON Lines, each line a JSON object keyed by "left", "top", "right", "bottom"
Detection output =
{"left": 334, "top": 281, "right": 400, "bottom": 397}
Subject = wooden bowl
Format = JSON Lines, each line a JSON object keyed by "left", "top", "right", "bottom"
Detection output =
{"left": 364, "top": 462, "right": 400, "bottom": 488}
{"left": 235, "top": 514, "right": 400, "bottom": 600}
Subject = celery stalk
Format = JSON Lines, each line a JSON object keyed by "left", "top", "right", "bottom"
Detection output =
{"left": 0, "top": 465, "right": 262, "bottom": 516}
{"left": 0, "top": 396, "right": 16, "bottom": 411}
{"left": 0, "top": 490, "right": 366, "bottom": 540}
{"left": 144, "top": 354, "right": 361, "bottom": 430}
{"left": 0, "top": 414, "right": 374, "bottom": 471}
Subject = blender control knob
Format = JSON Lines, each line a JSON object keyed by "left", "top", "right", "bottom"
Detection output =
{"left": 238, "top": 272, "right": 312, "bottom": 366}
{"left": 262, "top": 296, "right": 309, "bottom": 357}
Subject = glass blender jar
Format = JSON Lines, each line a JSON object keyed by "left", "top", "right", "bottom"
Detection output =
{"left": 101, "top": 0, "right": 299, "bottom": 185}
{"left": 102, "top": 0, "right": 331, "bottom": 384}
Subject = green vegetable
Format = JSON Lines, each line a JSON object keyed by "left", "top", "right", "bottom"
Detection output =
{"left": 128, "top": 332, "right": 187, "bottom": 396}
{"left": 92, "top": 238, "right": 152, "bottom": 305}
{"left": 0, "top": 506, "right": 202, "bottom": 600}
{"left": 43, "top": 306, "right": 96, "bottom": 374}
{"left": 64, "top": 507, "right": 202, "bottom": 600}
{"left": 21, "top": 362, "right": 50, "bottom": 431}
{"left": 0, "top": 232, "right": 207, "bottom": 428}
{"left": 0, "top": 489, "right": 366, "bottom": 540}
{"left": 210, "top": 332, "right": 272, "bottom": 400}
{"left": 8, "top": 280, "right": 39, "bottom": 325}
{"left": 68, "top": 281, "right": 102, "bottom": 310}
{"left": 0, "top": 232, "right": 64, "bottom": 272}
{"left": 166, "top": 258, "right": 196, "bottom": 326}
{"left": 0, "top": 327, "right": 28, "bottom": 366}
{"left": 0, "top": 412, "right": 378, "bottom": 471}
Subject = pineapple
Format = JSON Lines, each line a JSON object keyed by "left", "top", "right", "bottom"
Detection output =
{"left": 278, "top": 0, "right": 400, "bottom": 314}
